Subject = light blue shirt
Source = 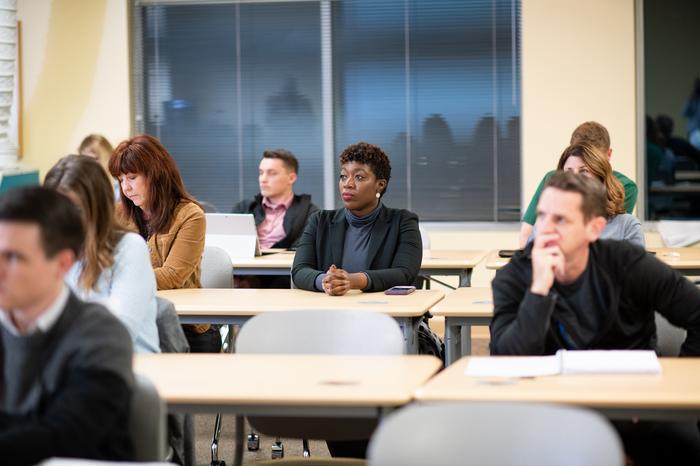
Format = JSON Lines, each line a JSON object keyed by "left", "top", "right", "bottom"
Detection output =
{"left": 66, "top": 232, "right": 160, "bottom": 353}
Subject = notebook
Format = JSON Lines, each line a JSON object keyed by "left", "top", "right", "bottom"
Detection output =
{"left": 204, "top": 213, "right": 262, "bottom": 259}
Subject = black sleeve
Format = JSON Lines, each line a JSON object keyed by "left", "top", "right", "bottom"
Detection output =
{"left": 0, "top": 369, "right": 132, "bottom": 466}
{"left": 291, "top": 211, "right": 323, "bottom": 291}
{"left": 628, "top": 254, "right": 700, "bottom": 356}
{"left": 364, "top": 211, "right": 422, "bottom": 291}
{"left": 490, "top": 265, "right": 557, "bottom": 355}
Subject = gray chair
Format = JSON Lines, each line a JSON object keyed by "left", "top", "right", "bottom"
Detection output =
{"left": 156, "top": 297, "right": 194, "bottom": 466}
{"left": 655, "top": 311, "right": 687, "bottom": 356}
{"left": 130, "top": 375, "right": 167, "bottom": 462}
{"left": 201, "top": 246, "right": 233, "bottom": 288}
{"left": 367, "top": 402, "right": 624, "bottom": 466}
{"left": 229, "top": 309, "right": 404, "bottom": 466}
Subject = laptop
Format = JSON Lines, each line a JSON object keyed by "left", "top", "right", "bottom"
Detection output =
{"left": 205, "top": 213, "right": 262, "bottom": 259}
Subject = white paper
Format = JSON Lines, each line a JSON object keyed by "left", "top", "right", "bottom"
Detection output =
{"left": 558, "top": 350, "right": 661, "bottom": 375}
{"left": 465, "top": 356, "right": 560, "bottom": 377}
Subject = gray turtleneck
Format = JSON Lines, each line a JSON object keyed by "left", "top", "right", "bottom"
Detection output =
{"left": 314, "top": 204, "right": 381, "bottom": 291}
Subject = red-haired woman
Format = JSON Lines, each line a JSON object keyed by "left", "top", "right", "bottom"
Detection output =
{"left": 109, "top": 134, "right": 220, "bottom": 352}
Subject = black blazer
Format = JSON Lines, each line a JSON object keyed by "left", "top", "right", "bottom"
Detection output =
{"left": 291, "top": 205, "right": 422, "bottom": 292}
{"left": 232, "top": 193, "right": 319, "bottom": 249}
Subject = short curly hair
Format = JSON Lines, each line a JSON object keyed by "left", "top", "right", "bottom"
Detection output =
{"left": 339, "top": 142, "right": 392, "bottom": 195}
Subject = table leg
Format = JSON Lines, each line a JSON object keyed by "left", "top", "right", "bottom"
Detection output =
{"left": 233, "top": 415, "right": 245, "bottom": 466}
{"left": 458, "top": 269, "right": 472, "bottom": 287}
{"left": 445, "top": 319, "right": 462, "bottom": 366}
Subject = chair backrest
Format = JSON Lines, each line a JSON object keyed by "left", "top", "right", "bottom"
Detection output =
{"left": 201, "top": 246, "right": 233, "bottom": 288}
{"left": 655, "top": 311, "right": 686, "bottom": 356}
{"left": 130, "top": 374, "right": 167, "bottom": 462}
{"left": 368, "top": 402, "right": 624, "bottom": 466}
{"left": 419, "top": 224, "right": 430, "bottom": 250}
{"left": 237, "top": 309, "right": 404, "bottom": 440}
{"left": 236, "top": 309, "right": 404, "bottom": 355}
{"left": 155, "top": 296, "right": 189, "bottom": 353}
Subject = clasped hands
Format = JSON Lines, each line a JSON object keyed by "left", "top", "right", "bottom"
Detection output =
{"left": 321, "top": 264, "right": 368, "bottom": 296}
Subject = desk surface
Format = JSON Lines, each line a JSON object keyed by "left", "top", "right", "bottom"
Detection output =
{"left": 430, "top": 287, "right": 493, "bottom": 318}
{"left": 135, "top": 353, "right": 442, "bottom": 411}
{"left": 157, "top": 288, "right": 445, "bottom": 318}
{"left": 651, "top": 247, "right": 700, "bottom": 269}
{"left": 416, "top": 357, "right": 700, "bottom": 416}
{"left": 484, "top": 250, "right": 511, "bottom": 270}
{"left": 231, "top": 249, "right": 488, "bottom": 270}
{"left": 485, "top": 247, "right": 700, "bottom": 271}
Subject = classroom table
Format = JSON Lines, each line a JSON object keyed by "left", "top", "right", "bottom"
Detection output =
{"left": 231, "top": 249, "right": 488, "bottom": 287}
{"left": 430, "top": 287, "right": 494, "bottom": 364}
{"left": 158, "top": 288, "right": 445, "bottom": 354}
{"left": 484, "top": 249, "right": 511, "bottom": 270}
{"left": 415, "top": 356, "right": 700, "bottom": 421}
{"left": 651, "top": 247, "right": 700, "bottom": 276}
{"left": 136, "top": 353, "right": 441, "bottom": 466}
{"left": 486, "top": 247, "right": 700, "bottom": 277}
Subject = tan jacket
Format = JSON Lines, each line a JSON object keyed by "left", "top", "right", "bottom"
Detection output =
{"left": 148, "top": 201, "right": 207, "bottom": 333}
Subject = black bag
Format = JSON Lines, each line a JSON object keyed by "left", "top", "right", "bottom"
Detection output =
{"left": 417, "top": 315, "right": 444, "bottom": 365}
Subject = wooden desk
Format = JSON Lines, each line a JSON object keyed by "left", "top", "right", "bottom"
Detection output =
{"left": 136, "top": 353, "right": 441, "bottom": 415}
{"left": 231, "top": 249, "right": 488, "bottom": 288}
{"left": 651, "top": 247, "right": 700, "bottom": 275}
{"left": 431, "top": 287, "right": 494, "bottom": 364}
{"left": 158, "top": 288, "right": 445, "bottom": 353}
{"left": 420, "top": 249, "right": 488, "bottom": 287}
{"left": 415, "top": 356, "right": 700, "bottom": 421}
{"left": 137, "top": 353, "right": 441, "bottom": 466}
{"left": 484, "top": 250, "right": 510, "bottom": 270}
{"left": 487, "top": 248, "right": 700, "bottom": 276}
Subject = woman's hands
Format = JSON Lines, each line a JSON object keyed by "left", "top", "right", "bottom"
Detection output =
{"left": 322, "top": 264, "right": 368, "bottom": 296}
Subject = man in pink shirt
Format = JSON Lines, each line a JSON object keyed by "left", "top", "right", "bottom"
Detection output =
{"left": 232, "top": 149, "right": 318, "bottom": 287}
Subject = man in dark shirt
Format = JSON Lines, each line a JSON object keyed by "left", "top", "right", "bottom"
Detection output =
{"left": 0, "top": 187, "right": 134, "bottom": 465}
{"left": 491, "top": 171, "right": 700, "bottom": 465}
{"left": 233, "top": 149, "right": 318, "bottom": 288}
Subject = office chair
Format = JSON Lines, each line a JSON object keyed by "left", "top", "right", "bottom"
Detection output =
{"left": 367, "top": 402, "right": 624, "bottom": 466}
{"left": 130, "top": 375, "right": 167, "bottom": 462}
{"left": 224, "top": 309, "right": 405, "bottom": 466}
{"left": 655, "top": 311, "right": 687, "bottom": 356}
{"left": 156, "top": 297, "right": 194, "bottom": 465}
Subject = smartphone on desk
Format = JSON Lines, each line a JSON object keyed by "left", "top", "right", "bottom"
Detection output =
{"left": 385, "top": 285, "right": 416, "bottom": 295}
{"left": 498, "top": 249, "right": 519, "bottom": 258}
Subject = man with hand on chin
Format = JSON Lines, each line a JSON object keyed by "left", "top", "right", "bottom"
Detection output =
{"left": 490, "top": 171, "right": 700, "bottom": 465}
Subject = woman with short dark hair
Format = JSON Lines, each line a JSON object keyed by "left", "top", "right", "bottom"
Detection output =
{"left": 292, "top": 141, "right": 422, "bottom": 295}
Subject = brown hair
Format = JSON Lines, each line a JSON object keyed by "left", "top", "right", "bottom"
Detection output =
{"left": 545, "top": 171, "right": 607, "bottom": 221}
{"left": 45, "top": 155, "right": 125, "bottom": 290}
{"left": 556, "top": 142, "right": 625, "bottom": 218}
{"left": 339, "top": 142, "right": 392, "bottom": 196}
{"left": 569, "top": 121, "right": 611, "bottom": 153}
{"left": 263, "top": 149, "right": 299, "bottom": 174}
{"left": 108, "top": 134, "right": 200, "bottom": 237}
{"left": 78, "top": 134, "right": 113, "bottom": 168}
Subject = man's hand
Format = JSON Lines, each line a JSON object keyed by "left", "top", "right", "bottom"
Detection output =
{"left": 530, "top": 233, "right": 565, "bottom": 296}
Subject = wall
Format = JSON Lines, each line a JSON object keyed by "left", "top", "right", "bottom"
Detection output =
{"left": 17, "top": 0, "right": 130, "bottom": 178}
{"left": 17, "top": 0, "right": 641, "bottom": 287}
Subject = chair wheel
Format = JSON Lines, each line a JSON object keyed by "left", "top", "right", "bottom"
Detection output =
{"left": 271, "top": 441, "right": 284, "bottom": 459}
{"left": 247, "top": 432, "right": 260, "bottom": 451}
